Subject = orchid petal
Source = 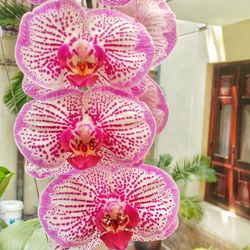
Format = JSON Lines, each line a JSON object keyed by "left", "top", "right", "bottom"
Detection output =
{"left": 67, "top": 155, "right": 102, "bottom": 170}
{"left": 130, "top": 79, "right": 147, "bottom": 97}
{"left": 16, "top": 0, "right": 86, "bottom": 88}
{"left": 124, "top": 204, "right": 140, "bottom": 228}
{"left": 22, "top": 76, "right": 73, "bottom": 99}
{"left": 97, "top": 0, "right": 131, "bottom": 7}
{"left": 100, "top": 231, "right": 133, "bottom": 250}
{"left": 58, "top": 44, "right": 72, "bottom": 68}
{"left": 139, "top": 77, "right": 169, "bottom": 134}
{"left": 22, "top": 77, "right": 51, "bottom": 99}
{"left": 66, "top": 74, "right": 99, "bottom": 88}
{"left": 25, "top": 161, "right": 74, "bottom": 179}
{"left": 130, "top": 165, "right": 179, "bottom": 241}
{"left": 14, "top": 90, "right": 83, "bottom": 168}
{"left": 39, "top": 164, "right": 179, "bottom": 248}
{"left": 86, "top": 9, "right": 154, "bottom": 88}
{"left": 83, "top": 86, "right": 156, "bottom": 163}
{"left": 116, "top": 0, "right": 177, "bottom": 65}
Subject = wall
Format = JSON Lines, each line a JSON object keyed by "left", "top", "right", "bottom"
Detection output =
{"left": 157, "top": 20, "right": 209, "bottom": 158}
{"left": 223, "top": 19, "right": 250, "bottom": 62}
{"left": 0, "top": 32, "right": 18, "bottom": 200}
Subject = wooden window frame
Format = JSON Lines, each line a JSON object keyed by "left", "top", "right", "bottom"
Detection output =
{"left": 206, "top": 61, "right": 250, "bottom": 220}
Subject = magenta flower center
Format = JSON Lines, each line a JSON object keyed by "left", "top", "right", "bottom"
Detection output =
{"left": 69, "top": 42, "right": 101, "bottom": 76}
{"left": 60, "top": 116, "right": 103, "bottom": 169}
{"left": 102, "top": 203, "right": 129, "bottom": 233}
{"left": 96, "top": 201, "right": 140, "bottom": 250}
{"left": 58, "top": 42, "right": 105, "bottom": 87}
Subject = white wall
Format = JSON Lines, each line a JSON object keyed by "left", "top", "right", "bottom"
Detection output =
{"left": 157, "top": 20, "right": 209, "bottom": 158}
{"left": 0, "top": 32, "right": 18, "bottom": 200}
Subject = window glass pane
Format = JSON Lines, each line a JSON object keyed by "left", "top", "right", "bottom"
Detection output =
{"left": 215, "top": 104, "right": 231, "bottom": 157}
{"left": 239, "top": 105, "right": 250, "bottom": 163}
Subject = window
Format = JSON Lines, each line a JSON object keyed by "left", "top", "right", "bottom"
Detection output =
{"left": 206, "top": 61, "right": 250, "bottom": 220}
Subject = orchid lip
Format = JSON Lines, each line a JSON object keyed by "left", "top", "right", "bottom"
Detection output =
{"left": 58, "top": 42, "right": 105, "bottom": 87}
{"left": 60, "top": 115, "right": 104, "bottom": 169}
{"left": 96, "top": 201, "right": 140, "bottom": 250}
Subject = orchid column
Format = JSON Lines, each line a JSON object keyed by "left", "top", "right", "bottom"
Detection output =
{"left": 14, "top": 0, "right": 179, "bottom": 249}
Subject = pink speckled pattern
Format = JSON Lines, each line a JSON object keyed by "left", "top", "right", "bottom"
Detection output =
{"left": 86, "top": 9, "right": 154, "bottom": 88}
{"left": 14, "top": 87, "right": 156, "bottom": 169}
{"left": 97, "top": 0, "right": 131, "bottom": 7}
{"left": 16, "top": 0, "right": 154, "bottom": 90}
{"left": 22, "top": 76, "right": 75, "bottom": 99}
{"left": 139, "top": 76, "right": 169, "bottom": 134}
{"left": 39, "top": 164, "right": 179, "bottom": 248}
{"left": 25, "top": 161, "right": 74, "bottom": 179}
{"left": 116, "top": 0, "right": 177, "bottom": 66}
{"left": 16, "top": 0, "right": 86, "bottom": 88}
{"left": 22, "top": 77, "right": 53, "bottom": 98}
{"left": 130, "top": 78, "right": 147, "bottom": 97}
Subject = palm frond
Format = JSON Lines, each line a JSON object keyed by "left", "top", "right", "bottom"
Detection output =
{"left": 0, "top": 0, "right": 30, "bottom": 27}
{"left": 157, "top": 154, "right": 173, "bottom": 174}
{"left": 170, "top": 154, "right": 216, "bottom": 183}
{"left": 179, "top": 196, "right": 203, "bottom": 222}
{"left": 3, "top": 71, "right": 32, "bottom": 115}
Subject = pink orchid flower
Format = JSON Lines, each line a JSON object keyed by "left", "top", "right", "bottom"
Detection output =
{"left": 116, "top": 0, "right": 176, "bottom": 66}
{"left": 39, "top": 163, "right": 179, "bottom": 250}
{"left": 23, "top": 75, "right": 169, "bottom": 135}
{"left": 15, "top": 87, "right": 156, "bottom": 171}
{"left": 16, "top": 0, "right": 154, "bottom": 90}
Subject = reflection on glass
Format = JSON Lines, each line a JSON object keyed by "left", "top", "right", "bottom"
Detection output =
{"left": 240, "top": 105, "right": 250, "bottom": 163}
{"left": 215, "top": 104, "right": 231, "bottom": 157}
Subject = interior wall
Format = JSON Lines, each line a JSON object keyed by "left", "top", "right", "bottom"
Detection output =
{"left": 223, "top": 19, "right": 250, "bottom": 62}
{"left": 0, "top": 33, "right": 18, "bottom": 200}
{"left": 157, "top": 20, "right": 209, "bottom": 159}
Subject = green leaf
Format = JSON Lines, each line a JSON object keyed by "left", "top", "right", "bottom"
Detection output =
{"left": 0, "top": 219, "right": 7, "bottom": 231}
{"left": 0, "top": 219, "right": 48, "bottom": 250}
{"left": 179, "top": 196, "right": 203, "bottom": 222}
{"left": 0, "top": 0, "right": 30, "bottom": 26}
{"left": 24, "top": 228, "right": 49, "bottom": 250}
{"left": 0, "top": 166, "right": 14, "bottom": 197}
{"left": 242, "top": 247, "right": 250, "bottom": 250}
{"left": 3, "top": 71, "right": 32, "bottom": 115}
{"left": 167, "top": 154, "right": 216, "bottom": 183}
{"left": 157, "top": 154, "right": 173, "bottom": 174}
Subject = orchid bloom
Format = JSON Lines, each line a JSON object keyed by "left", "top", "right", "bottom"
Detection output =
{"left": 16, "top": 0, "right": 154, "bottom": 90}
{"left": 116, "top": 0, "right": 176, "bottom": 65}
{"left": 23, "top": 75, "right": 168, "bottom": 135}
{"left": 15, "top": 87, "right": 156, "bottom": 171}
{"left": 39, "top": 163, "right": 179, "bottom": 250}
